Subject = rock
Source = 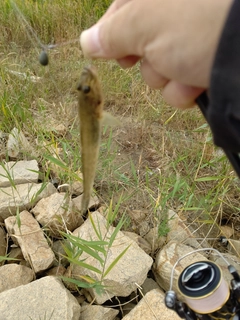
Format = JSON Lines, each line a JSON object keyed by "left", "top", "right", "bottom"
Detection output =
{"left": 46, "top": 265, "right": 66, "bottom": 277}
{"left": 32, "top": 192, "right": 84, "bottom": 237}
{"left": 138, "top": 220, "right": 152, "bottom": 236}
{"left": 0, "top": 160, "right": 39, "bottom": 187}
{"left": 210, "top": 252, "right": 240, "bottom": 283}
{"left": 69, "top": 171, "right": 83, "bottom": 196}
{"left": 7, "top": 127, "right": 32, "bottom": 158}
{"left": 72, "top": 194, "right": 100, "bottom": 213}
{"left": 153, "top": 240, "right": 207, "bottom": 293}
{"left": 6, "top": 247, "right": 24, "bottom": 264}
{"left": 72, "top": 211, "right": 153, "bottom": 304}
{"left": 122, "top": 303, "right": 136, "bottom": 317}
{"left": 19, "top": 259, "right": 31, "bottom": 268}
{"left": 0, "top": 276, "right": 81, "bottom": 320}
{"left": 167, "top": 211, "right": 201, "bottom": 249}
{"left": 71, "top": 180, "right": 84, "bottom": 196}
{"left": 52, "top": 239, "right": 70, "bottom": 267}
{"left": 143, "top": 227, "right": 166, "bottom": 252}
{"left": 0, "top": 227, "right": 7, "bottom": 265}
{"left": 64, "top": 265, "right": 80, "bottom": 292}
{"left": 123, "top": 231, "right": 152, "bottom": 255}
{"left": 122, "top": 289, "right": 180, "bottom": 320}
{"left": 0, "top": 182, "right": 57, "bottom": 222}
{"left": 0, "top": 263, "right": 34, "bottom": 293}
{"left": 220, "top": 225, "right": 234, "bottom": 239}
{"left": 80, "top": 304, "right": 119, "bottom": 320}
{"left": 227, "top": 239, "right": 240, "bottom": 256}
{"left": 5, "top": 210, "right": 55, "bottom": 273}
{"left": 141, "top": 277, "right": 160, "bottom": 295}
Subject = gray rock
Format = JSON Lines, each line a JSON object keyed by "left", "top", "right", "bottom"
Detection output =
{"left": 72, "top": 194, "right": 100, "bottom": 213}
{"left": 5, "top": 210, "right": 55, "bottom": 273}
{"left": 219, "top": 225, "right": 234, "bottom": 239}
{"left": 167, "top": 210, "right": 201, "bottom": 248}
{"left": 122, "top": 289, "right": 180, "bottom": 320}
{"left": 72, "top": 212, "right": 153, "bottom": 304}
{"left": 122, "top": 303, "right": 136, "bottom": 317}
{"left": 71, "top": 179, "right": 84, "bottom": 196}
{"left": 143, "top": 227, "right": 166, "bottom": 253}
{"left": 0, "top": 160, "right": 39, "bottom": 187}
{"left": 0, "top": 276, "right": 81, "bottom": 320}
{"left": 141, "top": 277, "right": 160, "bottom": 295}
{"left": 123, "top": 231, "right": 152, "bottom": 255}
{"left": 6, "top": 247, "right": 24, "bottom": 264}
{"left": 58, "top": 173, "right": 83, "bottom": 196}
{"left": 32, "top": 192, "right": 84, "bottom": 237}
{"left": 210, "top": 252, "right": 240, "bottom": 283}
{"left": 0, "top": 182, "right": 57, "bottom": 222}
{"left": 0, "top": 263, "right": 34, "bottom": 293}
{"left": 80, "top": 304, "right": 119, "bottom": 320}
{"left": 45, "top": 265, "right": 66, "bottom": 277}
{"left": 227, "top": 239, "right": 240, "bottom": 256}
{"left": 7, "top": 127, "right": 32, "bottom": 158}
{"left": 52, "top": 240, "right": 70, "bottom": 267}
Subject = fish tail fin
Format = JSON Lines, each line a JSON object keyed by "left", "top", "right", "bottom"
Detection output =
{"left": 81, "top": 192, "right": 90, "bottom": 215}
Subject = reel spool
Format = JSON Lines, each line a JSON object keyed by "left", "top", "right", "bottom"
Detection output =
{"left": 178, "top": 261, "right": 229, "bottom": 314}
{"left": 165, "top": 248, "right": 240, "bottom": 320}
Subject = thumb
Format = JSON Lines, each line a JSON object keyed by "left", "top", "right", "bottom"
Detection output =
{"left": 80, "top": 0, "right": 152, "bottom": 59}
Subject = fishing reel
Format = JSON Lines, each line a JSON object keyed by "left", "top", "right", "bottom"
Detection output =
{"left": 165, "top": 248, "right": 240, "bottom": 319}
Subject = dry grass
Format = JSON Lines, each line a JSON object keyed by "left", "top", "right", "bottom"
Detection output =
{"left": 1, "top": 0, "right": 240, "bottom": 257}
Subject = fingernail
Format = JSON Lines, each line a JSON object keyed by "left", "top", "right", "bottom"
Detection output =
{"left": 80, "top": 25, "right": 103, "bottom": 57}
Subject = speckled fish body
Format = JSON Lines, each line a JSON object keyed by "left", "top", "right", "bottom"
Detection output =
{"left": 77, "top": 66, "right": 104, "bottom": 214}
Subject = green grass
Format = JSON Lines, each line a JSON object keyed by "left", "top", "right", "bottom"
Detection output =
{"left": 1, "top": 0, "right": 240, "bottom": 273}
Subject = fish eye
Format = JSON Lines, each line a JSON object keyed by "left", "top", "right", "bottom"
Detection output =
{"left": 82, "top": 85, "right": 91, "bottom": 94}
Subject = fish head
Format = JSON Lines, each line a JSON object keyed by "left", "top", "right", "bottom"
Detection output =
{"left": 77, "top": 66, "right": 102, "bottom": 100}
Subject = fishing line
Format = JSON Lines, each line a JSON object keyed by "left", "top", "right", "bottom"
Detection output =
{"left": 10, "top": 0, "right": 79, "bottom": 65}
{"left": 8, "top": 0, "right": 83, "bottom": 106}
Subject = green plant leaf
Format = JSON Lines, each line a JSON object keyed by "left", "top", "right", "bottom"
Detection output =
{"left": 65, "top": 256, "right": 102, "bottom": 274}
{"left": 103, "top": 244, "right": 130, "bottom": 278}
{"left": 73, "top": 243, "right": 104, "bottom": 265}
{"left": 61, "top": 276, "right": 101, "bottom": 289}
{"left": 89, "top": 212, "right": 102, "bottom": 240}
{"left": 0, "top": 255, "right": 20, "bottom": 262}
{"left": 44, "top": 155, "right": 68, "bottom": 169}
{"left": 195, "top": 176, "right": 223, "bottom": 182}
{"left": 108, "top": 214, "right": 126, "bottom": 248}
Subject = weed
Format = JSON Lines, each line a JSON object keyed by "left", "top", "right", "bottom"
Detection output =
{"left": 61, "top": 200, "right": 129, "bottom": 293}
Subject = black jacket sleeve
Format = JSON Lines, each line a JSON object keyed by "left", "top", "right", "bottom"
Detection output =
{"left": 208, "top": 0, "right": 240, "bottom": 152}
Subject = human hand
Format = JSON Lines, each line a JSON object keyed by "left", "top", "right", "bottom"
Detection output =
{"left": 80, "top": 0, "right": 232, "bottom": 109}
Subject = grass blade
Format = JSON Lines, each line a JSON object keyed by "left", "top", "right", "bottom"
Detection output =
{"left": 103, "top": 244, "right": 130, "bottom": 278}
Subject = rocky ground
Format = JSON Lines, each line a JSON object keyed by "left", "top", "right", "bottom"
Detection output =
{"left": 1, "top": 132, "right": 240, "bottom": 320}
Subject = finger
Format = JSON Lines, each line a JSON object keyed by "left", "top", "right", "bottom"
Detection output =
{"left": 80, "top": 0, "right": 155, "bottom": 58}
{"left": 117, "top": 55, "right": 140, "bottom": 68}
{"left": 140, "top": 59, "right": 168, "bottom": 88}
{"left": 162, "top": 81, "right": 205, "bottom": 109}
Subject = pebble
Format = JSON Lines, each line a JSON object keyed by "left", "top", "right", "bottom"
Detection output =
{"left": 39, "top": 51, "right": 49, "bottom": 66}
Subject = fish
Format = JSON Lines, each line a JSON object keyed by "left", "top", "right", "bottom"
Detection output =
{"left": 77, "top": 66, "right": 104, "bottom": 214}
